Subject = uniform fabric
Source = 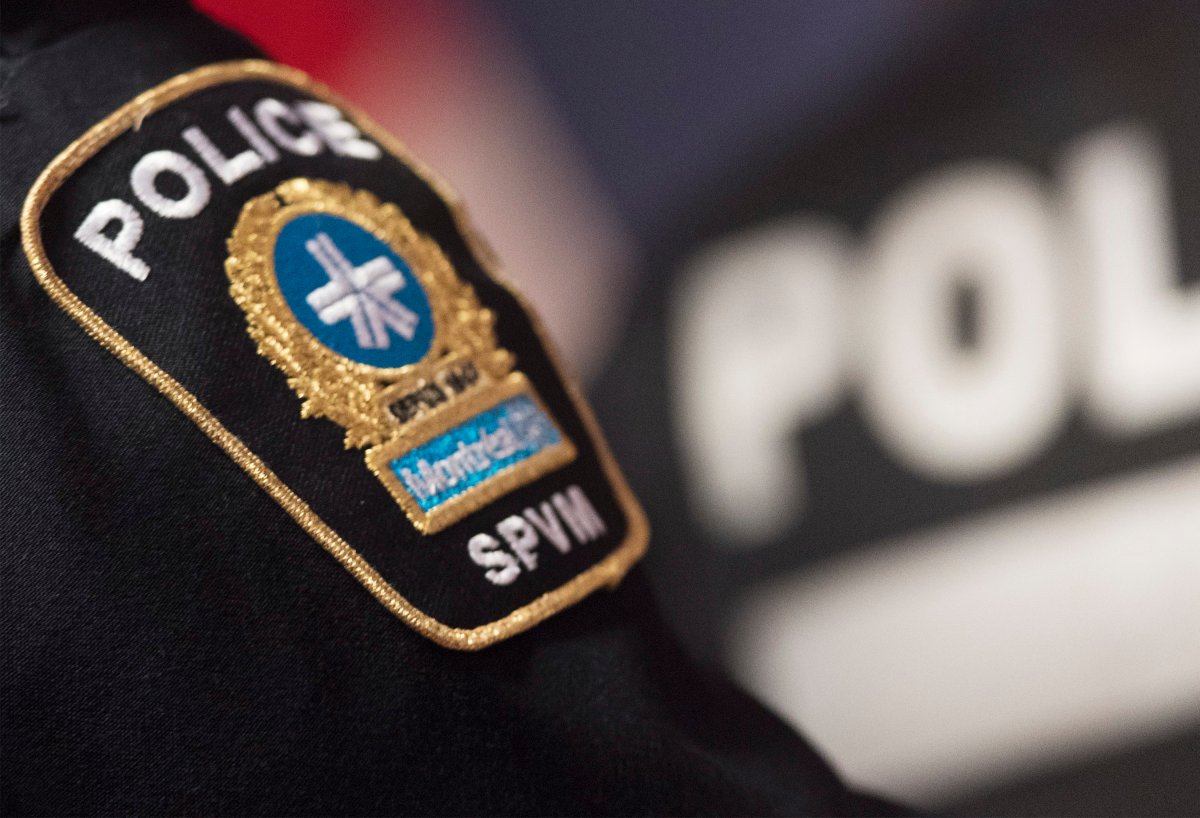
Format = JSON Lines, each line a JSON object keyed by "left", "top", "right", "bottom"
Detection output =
{"left": 0, "top": 3, "right": 903, "bottom": 815}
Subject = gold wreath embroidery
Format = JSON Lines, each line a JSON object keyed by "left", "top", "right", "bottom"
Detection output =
{"left": 225, "top": 178, "right": 514, "bottom": 449}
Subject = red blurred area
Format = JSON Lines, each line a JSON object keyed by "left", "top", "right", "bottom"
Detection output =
{"left": 192, "top": 0, "right": 472, "bottom": 110}
{"left": 190, "top": 0, "right": 632, "bottom": 381}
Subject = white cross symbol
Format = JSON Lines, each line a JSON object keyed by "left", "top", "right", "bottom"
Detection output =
{"left": 303, "top": 232, "right": 420, "bottom": 350}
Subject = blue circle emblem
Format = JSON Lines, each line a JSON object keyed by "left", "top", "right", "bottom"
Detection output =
{"left": 274, "top": 213, "right": 435, "bottom": 369}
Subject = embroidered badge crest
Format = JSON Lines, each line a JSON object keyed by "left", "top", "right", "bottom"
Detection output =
{"left": 226, "top": 179, "right": 576, "bottom": 533}
{"left": 22, "top": 60, "right": 647, "bottom": 649}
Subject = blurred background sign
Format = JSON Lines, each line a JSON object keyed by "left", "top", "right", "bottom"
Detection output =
{"left": 197, "top": 1, "right": 1200, "bottom": 812}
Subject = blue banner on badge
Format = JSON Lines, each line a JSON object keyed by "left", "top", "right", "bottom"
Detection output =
{"left": 391, "top": 394, "right": 563, "bottom": 512}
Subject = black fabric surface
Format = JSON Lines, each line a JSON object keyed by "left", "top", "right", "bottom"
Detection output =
{"left": 0, "top": 3, "right": 904, "bottom": 815}
{"left": 33, "top": 71, "right": 635, "bottom": 629}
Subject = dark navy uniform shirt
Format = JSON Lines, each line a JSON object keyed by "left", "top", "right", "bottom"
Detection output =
{"left": 0, "top": 2, "right": 907, "bottom": 815}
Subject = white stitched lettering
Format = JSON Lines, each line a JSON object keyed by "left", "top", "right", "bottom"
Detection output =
{"left": 467, "top": 533, "right": 521, "bottom": 586}
{"left": 463, "top": 484, "right": 604, "bottom": 580}
{"left": 552, "top": 486, "right": 606, "bottom": 543}
{"left": 74, "top": 96, "right": 383, "bottom": 279}
{"left": 465, "top": 485, "right": 607, "bottom": 585}
{"left": 524, "top": 502, "right": 571, "bottom": 553}
{"left": 226, "top": 105, "right": 281, "bottom": 163}
{"left": 254, "top": 98, "right": 322, "bottom": 156}
{"left": 74, "top": 199, "right": 150, "bottom": 281}
{"left": 130, "top": 150, "right": 211, "bottom": 219}
{"left": 297, "top": 101, "right": 382, "bottom": 160}
{"left": 497, "top": 515, "right": 539, "bottom": 570}
{"left": 182, "top": 124, "right": 265, "bottom": 185}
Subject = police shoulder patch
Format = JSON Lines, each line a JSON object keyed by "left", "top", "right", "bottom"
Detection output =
{"left": 21, "top": 60, "right": 647, "bottom": 649}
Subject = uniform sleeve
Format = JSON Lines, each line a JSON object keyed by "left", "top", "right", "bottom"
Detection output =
{"left": 0, "top": 3, "right": 908, "bottom": 814}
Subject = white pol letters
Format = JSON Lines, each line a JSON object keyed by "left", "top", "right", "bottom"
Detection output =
{"left": 674, "top": 123, "right": 1200, "bottom": 545}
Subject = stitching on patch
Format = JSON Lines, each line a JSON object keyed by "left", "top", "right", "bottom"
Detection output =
{"left": 73, "top": 199, "right": 150, "bottom": 281}
{"left": 20, "top": 59, "right": 648, "bottom": 651}
{"left": 129, "top": 149, "right": 212, "bottom": 218}
{"left": 227, "top": 178, "right": 577, "bottom": 533}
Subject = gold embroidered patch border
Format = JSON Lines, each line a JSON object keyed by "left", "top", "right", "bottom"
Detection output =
{"left": 20, "top": 59, "right": 649, "bottom": 650}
